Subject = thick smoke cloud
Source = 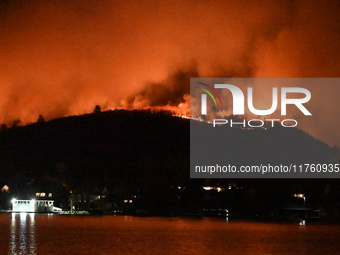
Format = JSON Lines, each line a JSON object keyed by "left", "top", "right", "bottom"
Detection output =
{"left": 0, "top": 0, "right": 339, "bottom": 145}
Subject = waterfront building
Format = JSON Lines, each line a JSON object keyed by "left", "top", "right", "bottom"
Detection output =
{"left": 11, "top": 199, "right": 62, "bottom": 213}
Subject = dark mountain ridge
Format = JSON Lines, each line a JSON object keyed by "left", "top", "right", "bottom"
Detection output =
{"left": 0, "top": 110, "right": 338, "bottom": 217}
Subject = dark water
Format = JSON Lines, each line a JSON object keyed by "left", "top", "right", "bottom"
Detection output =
{"left": 0, "top": 213, "right": 339, "bottom": 255}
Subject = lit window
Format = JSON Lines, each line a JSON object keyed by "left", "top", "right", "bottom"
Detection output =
{"left": 293, "top": 193, "right": 305, "bottom": 198}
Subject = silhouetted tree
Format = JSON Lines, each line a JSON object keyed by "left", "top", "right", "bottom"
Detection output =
{"left": 37, "top": 114, "right": 45, "bottom": 123}
{"left": 93, "top": 105, "right": 101, "bottom": 114}
{"left": 12, "top": 119, "right": 21, "bottom": 128}
{"left": 0, "top": 123, "right": 8, "bottom": 131}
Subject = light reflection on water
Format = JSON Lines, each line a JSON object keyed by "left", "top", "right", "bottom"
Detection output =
{"left": 9, "top": 213, "right": 36, "bottom": 255}
{"left": 1, "top": 214, "right": 339, "bottom": 255}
